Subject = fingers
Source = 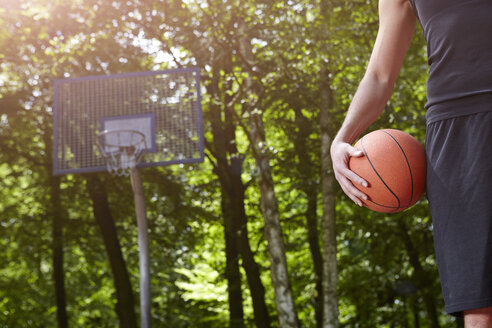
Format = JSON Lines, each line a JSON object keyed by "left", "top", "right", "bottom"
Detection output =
{"left": 337, "top": 174, "right": 368, "bottom": 207}
{"left": 341, "top": 166, "right": 368, "bottom": 189}
{"left": 331, "top": 141, "right": 369, "bottom": 207}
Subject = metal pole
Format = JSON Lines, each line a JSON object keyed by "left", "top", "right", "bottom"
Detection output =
{"left": 130, "top": 168, "right": 151, "bottom": 328}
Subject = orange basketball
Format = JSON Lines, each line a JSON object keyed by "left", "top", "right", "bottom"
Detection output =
{"left": 348, "top": 129, "right": 426, "bottom": 213}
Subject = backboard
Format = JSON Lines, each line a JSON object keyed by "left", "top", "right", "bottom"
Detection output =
{"left": 53, "top": 67, "right": 204, "bottom": 175}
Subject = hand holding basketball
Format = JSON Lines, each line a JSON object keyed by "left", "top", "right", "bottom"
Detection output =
{"left": 330, "top": 139, "right": 369, "bottom": 207}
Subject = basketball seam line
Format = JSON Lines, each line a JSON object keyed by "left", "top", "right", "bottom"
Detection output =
{"left": 361, "top": 136, "right": 401, "bottom": 209}
{"left": 366, "top": 199, "right": 403, "bottom": 209}
{"left": 381, "top": 130, "right": 414, "bottom": 208}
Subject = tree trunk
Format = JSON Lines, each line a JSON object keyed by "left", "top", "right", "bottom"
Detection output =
{"left": 219, "top": 157, "right": 272, "bottom": 328}
{"left": 215, "top": 152, "right": 271, "bottom": 328}
{"left": 292, "top": 105, "right": 324, "bottom": 327}
{"left": 85, "top": 174, "right": 138, "bottom": 328}
{"left": 249, "top": 110, "right": 299, "bottom": 328}
{"left": 318, "top": 0, "right": 340, "bottom": 326}
{"left": 214, "top": 156, "right": 272, "bottom": 328}
{"left": 412, "top": 300, "right": 421, "bottom": 328}
{"left": 306, "top": 187, "right": 324, "bottom": 327}
{"left": 222, "top": 192, "right": 246, "bottom": 328}
{"left": 231, "top": 173, "right": 272, "bottom": 328}
{"left": 43, "top": 118, "right": 69, "bottom": 328}
{"left": 236, "top": 18, "right": 299, "bottom": 328}
{"left": 207, "top": 58, "right": 271, "bottom": 328}
{"left": 397, "top": 220, "right": 440, "bottom": 328}
{"left": 50, "top": 174, "right": 69, "bottom": 328}
{"left": 207, "top": 61, "right": 245, "bottom": 328}
{"left": 320, "top": 65, "right": 339, "bottom": 327}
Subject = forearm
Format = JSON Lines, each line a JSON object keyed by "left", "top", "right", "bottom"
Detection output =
{"left": 334, "top": 0, "right": 415, "bottom": 145}
{"left": 334, "top": 72, "right": 394, "bottom": 145}
{"left": 330, "top": 0, "right": 416, "bottom": 205}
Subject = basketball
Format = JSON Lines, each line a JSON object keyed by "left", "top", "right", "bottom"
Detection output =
{"left": 348, "top": 129, "right": 426, "bottom": 213}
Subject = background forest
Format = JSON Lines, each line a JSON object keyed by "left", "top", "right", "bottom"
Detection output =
{"left": 0, "top": 0, "right": 462, "bottom": 327}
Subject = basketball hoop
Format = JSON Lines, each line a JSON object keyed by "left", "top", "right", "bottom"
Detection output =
{"left": 97, "top": 129, "right": 147, "bottom": 176}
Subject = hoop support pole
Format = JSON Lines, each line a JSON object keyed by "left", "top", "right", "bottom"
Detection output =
{"left": 130, "top": 168, "right": 151, "bottom": 328}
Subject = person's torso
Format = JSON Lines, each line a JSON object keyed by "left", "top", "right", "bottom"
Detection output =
{"left": 408, "top": 0, "right": 492, "bottom": 122}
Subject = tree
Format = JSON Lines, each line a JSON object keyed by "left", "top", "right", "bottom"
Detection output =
{"left": 318, "top": 0, "right": 340, "bottom": 325}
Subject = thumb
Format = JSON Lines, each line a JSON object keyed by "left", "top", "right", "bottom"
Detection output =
{"left": 349, "top": 146, "right": 364, "bottom": 157}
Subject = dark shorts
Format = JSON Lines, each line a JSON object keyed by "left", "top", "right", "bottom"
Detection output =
{"left": 426, "top": 110, "right": 492, "bottom": 315}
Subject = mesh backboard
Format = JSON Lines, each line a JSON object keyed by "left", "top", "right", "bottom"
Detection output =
{"left": 53, "top": 67, "right": 204, "bottom": 175}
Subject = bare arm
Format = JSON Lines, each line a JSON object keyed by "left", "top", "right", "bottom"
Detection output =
{"left": 330, "top": 0, "right": 417, "bottom": 206}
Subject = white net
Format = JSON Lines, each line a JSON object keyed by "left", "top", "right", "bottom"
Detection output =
{"left": 97, "top": 130, "right": 147, "bottom": 176}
